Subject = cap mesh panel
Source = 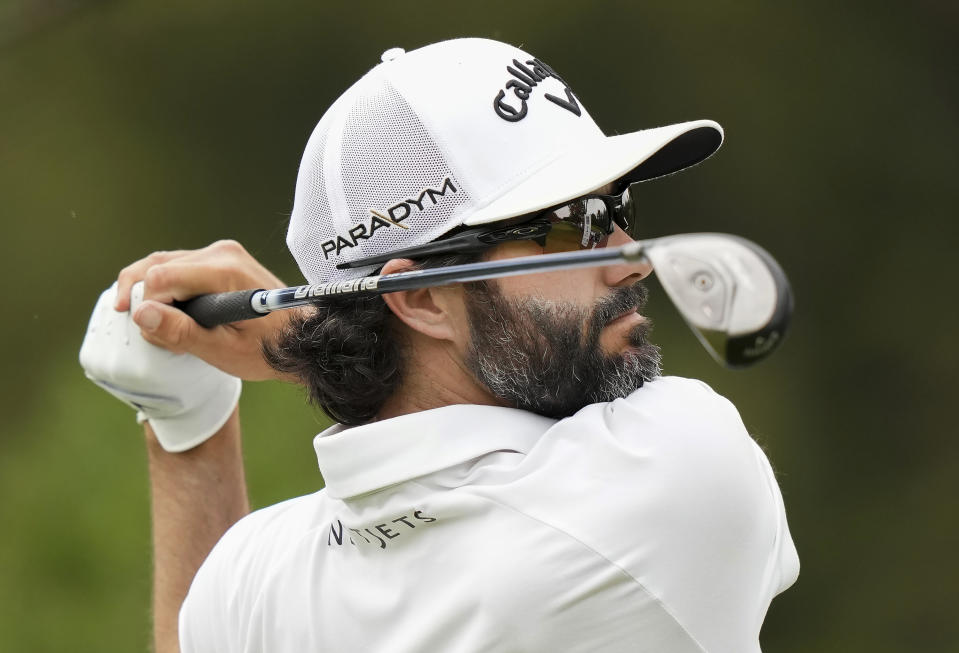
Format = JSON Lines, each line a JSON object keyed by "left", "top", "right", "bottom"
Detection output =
{"left": 340, "top": 82, "right": 471, "bottom": 260}
{"left": 287, "top": 128, "right": 334, "bottom": 285}
{"left": 288, "top": 77, "right": 473, "bottom": 284}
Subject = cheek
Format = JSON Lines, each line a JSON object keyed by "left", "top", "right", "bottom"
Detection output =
{"left": 485, "top": 241, "right": 605, "bottom": 305}
{"left": 495, "top": 267, "right": 602, "bottom": 304}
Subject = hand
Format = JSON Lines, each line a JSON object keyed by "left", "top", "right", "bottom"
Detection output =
{"left": 80, "top": 281, "right": 242, "bottom": 452}
{"left": 113, "top": 239, "right": 293, "bottom": 381}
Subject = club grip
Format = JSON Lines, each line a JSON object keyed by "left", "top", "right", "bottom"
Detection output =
{"left": 176, "top": 289, "right": 264, "bottom": 328}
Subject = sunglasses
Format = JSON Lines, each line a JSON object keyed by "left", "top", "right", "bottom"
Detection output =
{"left": 336, "top": 184, "right": 637, "bottom": 271}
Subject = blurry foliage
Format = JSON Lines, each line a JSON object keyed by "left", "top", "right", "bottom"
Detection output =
{"left": 1, "top": 0, "right": 957, "bottom": 651}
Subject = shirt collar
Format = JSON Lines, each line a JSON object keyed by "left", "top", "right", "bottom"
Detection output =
{"left": 314, "top": 404, "right": 556, "bottom": 499}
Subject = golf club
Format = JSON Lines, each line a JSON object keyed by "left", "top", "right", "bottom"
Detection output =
{"left": 178, "top": 232, "right": 792, "bottom": 367}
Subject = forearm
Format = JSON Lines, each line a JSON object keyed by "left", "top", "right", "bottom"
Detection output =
{"left": 146, "top": 407, "right": 250, "bottom": 653}
{"left": 78, "top": 242, "right": 285, "bottom": 650}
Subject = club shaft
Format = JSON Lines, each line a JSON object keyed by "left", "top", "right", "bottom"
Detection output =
{"left": 182, "top": 241, "right": 646, "bottom": 327}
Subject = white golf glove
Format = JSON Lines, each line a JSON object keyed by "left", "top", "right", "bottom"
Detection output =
{"left": 79, "top": 281, "right": 242, "bottom": 452}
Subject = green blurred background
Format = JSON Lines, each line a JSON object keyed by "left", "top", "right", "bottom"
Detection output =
{"left": 1, "top": 0, "right": 956, "bottom": 650}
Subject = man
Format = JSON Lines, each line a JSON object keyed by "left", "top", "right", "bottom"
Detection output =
{"left": 80, "top": 38, "right": 798, "bottom": 652}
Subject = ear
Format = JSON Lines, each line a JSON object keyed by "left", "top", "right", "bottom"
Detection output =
{"left": 379, "top": 259, "right": 466, "bottom": 343}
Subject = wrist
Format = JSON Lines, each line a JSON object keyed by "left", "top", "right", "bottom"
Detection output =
{"left": 143, "top": 405, "right": 244, "bottom": 460}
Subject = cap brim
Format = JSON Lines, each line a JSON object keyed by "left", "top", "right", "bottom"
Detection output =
{"left": 464, "top": 119, "right": 723, "bottom": 226}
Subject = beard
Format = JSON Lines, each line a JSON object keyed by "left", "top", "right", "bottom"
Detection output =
{"left": 463, "top": 280, "right": 662, "bottom": 419}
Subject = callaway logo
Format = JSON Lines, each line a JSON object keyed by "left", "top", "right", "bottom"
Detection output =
{"left": 493, "top": 57, "right": 582, "bottom": 122}
{"left": 320, "top": 177, "right": 459, "bottom": 259}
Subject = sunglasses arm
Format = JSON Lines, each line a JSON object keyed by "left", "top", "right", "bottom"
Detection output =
{"left": 336, "top": 221, "right": 554, "bottom": 270}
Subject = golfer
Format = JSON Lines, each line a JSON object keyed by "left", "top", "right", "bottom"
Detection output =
{"left": 80, "top": 38, "right": 798, "bottom": 653}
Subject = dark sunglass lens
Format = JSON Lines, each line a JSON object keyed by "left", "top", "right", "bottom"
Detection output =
{"left": 547, "top": 198, "right": 611, "bottom": 249}
{"left": 542, "top": 222, "right": 589, "bottom": 253}
{"left": 584, "top": 197, "right": 612, "bottom": 235}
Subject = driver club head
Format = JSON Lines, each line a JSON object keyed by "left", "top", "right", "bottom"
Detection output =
{"left": 642, "top": 233, "right": 793, "bottom": 368}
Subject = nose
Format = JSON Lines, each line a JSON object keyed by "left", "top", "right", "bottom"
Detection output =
{"left": 602, "top": 225, "right": 652, "bottom": 286}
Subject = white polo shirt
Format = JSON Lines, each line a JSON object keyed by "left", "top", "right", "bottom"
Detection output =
{"left": 180, "top": 376, "right": 798, "bottom": 653}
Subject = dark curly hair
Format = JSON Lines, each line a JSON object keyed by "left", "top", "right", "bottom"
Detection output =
{"left": 262, "top": 253, "right": 480, "bottom": 425}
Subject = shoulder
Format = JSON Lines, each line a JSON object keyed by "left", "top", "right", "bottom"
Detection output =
{"left": 612, "top": 374, "right": 740, "bottom": 425}
{"left": 594, "top": 376, "right": 771, "bottom": 507}
{"left": 504, "top": 377, "right": 798, "bottom": 649}
{"left": 505, "top": 376, "right": 774, "bottom": 525}
{"left": 178, "top": 491, "right": 330, "bottom": 652}
{"left": 511, "top": 375, "right": 790, "bottom": 571}
{"left": 551, "top": 375, "right": 752, "bottom": 468}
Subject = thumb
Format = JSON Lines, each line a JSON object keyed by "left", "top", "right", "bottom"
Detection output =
{"left": 133, "top": 300, "right": 201, "bottom": 354}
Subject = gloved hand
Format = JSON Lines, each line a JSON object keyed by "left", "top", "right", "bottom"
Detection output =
{"left": 79, "top": 281, "right": 242, "bottom": 452}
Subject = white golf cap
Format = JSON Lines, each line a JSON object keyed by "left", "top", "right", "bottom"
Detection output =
{"left": 288, "top": 37, "right": 723, "bottom": 284}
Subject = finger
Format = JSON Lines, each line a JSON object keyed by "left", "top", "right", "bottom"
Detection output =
{"left": 142, "top": 259, "right": 245, "bottom": 306}
{"left": 133, "top": 300, "right": 204, "bottom": 354}
{"left": 141, "top": 240, "right": 284, "bottom": 305}
{"left": 132, "top": 299, "right": 249, "bottom": 374}
{"left": 115, "top": 250, "right": 187, "bottom": 311}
